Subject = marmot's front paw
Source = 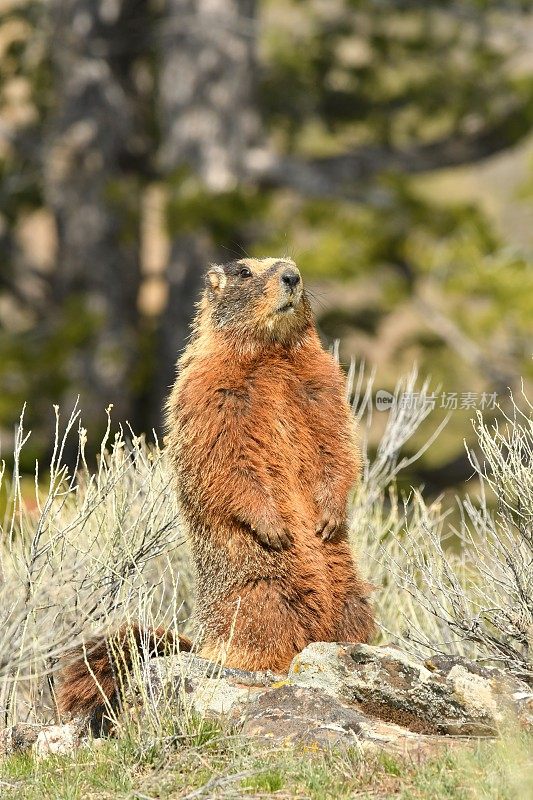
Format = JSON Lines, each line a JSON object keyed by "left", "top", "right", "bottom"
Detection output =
{"left": 315, "top": 512, "right": 345, "bottom": 542}
{"left": 253, "top": 521, "right": 293, "bottom": 551}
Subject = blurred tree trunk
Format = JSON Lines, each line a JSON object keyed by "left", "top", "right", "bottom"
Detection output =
{"left": 44, "top": 0, "right": 147, "bottom": 430}
{"left": 152, "top": 0, "right": 258, "bottom": 426}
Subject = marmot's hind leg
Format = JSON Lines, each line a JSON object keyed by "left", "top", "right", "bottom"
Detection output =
{"left": 322, "top": 541, "right": 376, "bottom": 644}
{"left": 334, "top": 585, "right": 376, "bottom": 644}
{"left": 198, "top": 580, "right": 311, "bottom": 674}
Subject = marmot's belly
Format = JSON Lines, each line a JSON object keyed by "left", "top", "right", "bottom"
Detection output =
{"left": 191, "top": 522, "right": 355, "bottom": 633}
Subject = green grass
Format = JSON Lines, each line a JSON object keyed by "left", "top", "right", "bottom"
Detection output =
{"left": 1, "top": 730, "right": 531, "bottom": 799}
{"left": 0, "top": 386, "right": 530, "bottom": 798}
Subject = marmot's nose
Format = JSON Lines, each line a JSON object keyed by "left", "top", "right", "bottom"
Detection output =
{"left": 281, "top": 269, "right": 300, "bottom": 289}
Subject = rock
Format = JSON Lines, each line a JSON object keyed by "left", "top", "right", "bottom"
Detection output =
{"left": 144, "top": 644, "right": 531, "bottom": 752}
{"left": 146, "top": 653, "right": 284, "bottom": 721}
{"left": 240, "top": 684, "right": 474, "bottom": 757}
{"left": 289, "top": 643, "right": 533, "bottom": 737}
{"left": 0, "top": 720, "right": 85, "bottom": 759}
{"left": 0, "top": 724, "right": 40, "bottom": 758}
{"left": 424, "top": 654, "right": 533, "bottom": 730}
{"left": 34, "top": 723, "right": 82, "bottom": 758}
{"left": 2, "top": 644, "right": 530, "bottom": 759}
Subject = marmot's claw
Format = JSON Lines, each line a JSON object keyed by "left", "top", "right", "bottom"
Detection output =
{"left": 254, "top": 522, "right": 293, "bottom": 550}
{"left": 275, "top": 528, "right": 293, "bottom": 550}
{"left": 315, "top": 513, "right": 344, "bottom": 542}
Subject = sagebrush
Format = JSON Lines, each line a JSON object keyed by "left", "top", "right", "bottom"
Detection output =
{"left": 0, "top": 369, "right": 531, "bottom": 729}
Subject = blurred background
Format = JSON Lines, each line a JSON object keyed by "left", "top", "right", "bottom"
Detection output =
{"left": 1, "top": 0, "right": 532, "bottom": 494}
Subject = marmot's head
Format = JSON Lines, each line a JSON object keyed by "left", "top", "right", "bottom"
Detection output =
{"left": 201, "top": 257, "right": 312, "bottom": 344}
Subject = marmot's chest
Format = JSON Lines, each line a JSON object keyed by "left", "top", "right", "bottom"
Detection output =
{"left": 215, "top": 364, "right": 330, "bottom": 477}
{"left": 218, "top": 363, "right": 327, "bottom": 430}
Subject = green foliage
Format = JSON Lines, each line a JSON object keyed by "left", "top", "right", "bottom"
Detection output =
{"left": 0, "top": 157, "right": 42, "bottom": 223}
{"left": 256, "top": 176, "right": 497, "bottom": 281}
{"left": 165, "top": 170, "right": 271, "bottom": 248}
{"left": 0, "top": 0, "right": 52, "bottom": 117}
{"left": 104, "top": 177, "right": 143, "bottom": 247}
{"left": 242, "top": 769, "right": 284, "bottom": 792}
{"left": 179, "top": 715, "right": 228, "bottom": 749}
{"left": 261, "top": 0, "right": 532, "bottom": 150}
{"left": 0, "top": 298, "right": 101, "bottom": 469}
{"left": 378, "top": 751, "right": 404, "bottom": 776}
{"left": 1, "top": 0, "right": 532, "bottom": 486}
{"left": 0, "top": 0, "right": 52, "bottom": 236}
{"left": 0, "top": 742, "right": 135, "bottom": 800}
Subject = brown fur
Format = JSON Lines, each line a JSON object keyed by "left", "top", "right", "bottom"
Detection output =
{"left": 166, "top": 257, "right": 375, "bottom": 673}
{"left": 56, "top": 257, "right": 374, "bottom": 722}
{"left": 57, "top": 624, "right": 191, "bottom": 729}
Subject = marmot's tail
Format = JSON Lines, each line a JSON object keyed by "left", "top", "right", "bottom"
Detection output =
{"left": 57, "top": 624, "right": 192, "bottom": 728}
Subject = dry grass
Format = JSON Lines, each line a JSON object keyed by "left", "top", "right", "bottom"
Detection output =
{"left": 0, "top": 402, "right": 194, "bottom": 726}
{"left": 348, "top": 367, "right": 532, "bottom": 682}
{"left": 0, "top": 368, "right": 531, "bottom": 739}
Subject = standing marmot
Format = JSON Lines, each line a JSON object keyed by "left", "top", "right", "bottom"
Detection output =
{"left": 56, "top": 257, "right": 374, "bottom": 722}
{"left": 166, "top": 257, "right": 375, "bottom": 672}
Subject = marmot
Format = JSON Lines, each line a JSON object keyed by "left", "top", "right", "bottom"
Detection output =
{"left": 56, "top": 257, "right": 374, "bottom": 721}
{"left": 57, "top": 625, "right": 191, "bottom": 726}
{"left": 166, "top": 257, "right": 375, "bottom": 672}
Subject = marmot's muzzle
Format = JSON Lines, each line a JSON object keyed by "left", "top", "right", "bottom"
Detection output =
{"left": 281, "top": 268, "right": 301, "bottom": 289}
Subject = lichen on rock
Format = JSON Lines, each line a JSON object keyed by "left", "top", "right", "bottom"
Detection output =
{"left": 2, "top": 644, "right": 531, "bottom": 759}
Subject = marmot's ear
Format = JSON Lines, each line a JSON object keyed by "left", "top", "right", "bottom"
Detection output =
{"left": 206, "top": 265, "right": 227, "bottom": 295}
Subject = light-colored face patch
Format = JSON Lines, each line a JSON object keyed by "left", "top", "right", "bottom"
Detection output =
{"left": 206, "top": 264, "right": 227, "bottom": 293}
{"left": 204, "top": 256, "right": 309, "bottom": 345}
{"left": 236, "top": 257, "right": 296, "bottom": 276}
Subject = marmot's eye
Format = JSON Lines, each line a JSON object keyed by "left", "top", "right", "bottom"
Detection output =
{"left": 239, "top": 267, "right": 252, "bottom": 278}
